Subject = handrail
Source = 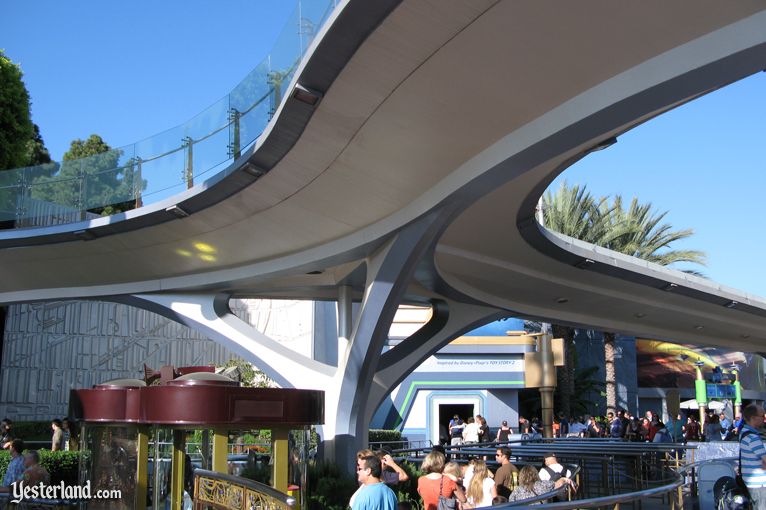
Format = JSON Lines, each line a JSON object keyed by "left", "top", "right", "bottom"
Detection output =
{"left": 497, "top": 452, "right": 738, "bottom": 508}
{"left": 501, "top": 469, "right": 682, "bottom": 508}
{"left": 501, "top": 464, "right": 581, "bottom": 505}
{"left": 0, "top": 0, "right": 339, "bottom": 228}
{"left": 395, "top": 439, "right": 724, "bottom": 509}
{"left": 193, "top": 469, "right": 295, "bottom": 510}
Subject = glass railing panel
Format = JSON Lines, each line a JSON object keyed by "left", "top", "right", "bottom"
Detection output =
{"left": 229, "top": 61, "right": 273, "bottom": 152}
{"left": 1, "top": 0, "right": 340, "bottom": 230}
{"left": 81, "top": 164, "right": 137, "bottom": 214}
{"left": 24, "top": 176, "right": 85, "bottom": 226}
{"left": 189, "top": 124, "right": 232, "bottom": 183}
{"left": 134, "top": 124, "right": 188, "bottom": 204}
{"left": 0, "top": 184, "right": 21, "bottom": 225}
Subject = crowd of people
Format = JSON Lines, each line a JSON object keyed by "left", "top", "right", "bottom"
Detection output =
{"left": 0, "top": 417, "right": 79, "bottom": 494}
{"left": 553, "top": 409, "right": 743, "bottom": 443}
{"left": 350, "top": 446, "right": 575, "bottom": 509}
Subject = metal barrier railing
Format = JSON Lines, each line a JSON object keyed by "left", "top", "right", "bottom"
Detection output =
{"left": 368, "top": 439, "right": 433, "bottom": 452}
{"left": 193, "top": 469, "right": 295, "bottom": 510}
{"left": 393, "top": 439, "right": 704, "bottom": 509}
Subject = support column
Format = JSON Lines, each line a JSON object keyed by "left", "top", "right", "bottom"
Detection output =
{"left": 212, "top": 429, "right": 228, "bottom": 474}
{"left": 539, "top": 334, "right": 555, "bottom": 438}
{"left": 116, "top": 293, "right": 333, "bottom": 390}
{"left": 170, "top": 430, "right": 186, "bottom": 510}
{"left": 136, "top": 426, "right": 150, "bottom": 510}
{"left": 328, "top": 213, "right": 449, "bottom": 471}
{"left": 272, "top": 428, "right": 290, "bottom": 493}
{"left": 695, "top": 363, "right": 707, "bottom": 433}
{"left": 338, "top": 285, "right": 352, "bottom": 358}
{"left": 366, "top": 299, "right": 504, "bottom": 429}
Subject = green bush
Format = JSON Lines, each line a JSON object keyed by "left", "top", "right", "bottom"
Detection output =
{"left": 239, "top": 462, "right": 271, "bottom": 485}
{"left": 307, "top": 461, "right": 357, "bottom": 510}
{"left": 393, "top": 459, "right": 424, "bottom": 505}
{"left": 0, "top": 451, "right": 10, "bottom": 479}
{"left": 0, "top": 450, "right": 80, "bottom": 485}
{"left": 368, "top": 429, "right": 402, "bottom": 447}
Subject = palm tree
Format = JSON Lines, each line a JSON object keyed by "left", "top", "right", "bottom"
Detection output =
{"left": 597, "top": 195, "right": 705, "bottom": 413}
{"left": 542, "top": 182, "right": 706, "bottom": 415}
{"left": 541, "top": 181, "right": 609, "bottom": 416}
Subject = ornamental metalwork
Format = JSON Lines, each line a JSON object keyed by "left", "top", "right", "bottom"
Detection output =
{"left": 194, "top": 471, "right": 293, "bottom": 510}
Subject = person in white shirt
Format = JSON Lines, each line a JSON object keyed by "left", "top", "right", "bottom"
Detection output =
{"left": 538, "top": 453, "right": 572, "bottom": 482}
{"left": 463, "top": 417, "right": 480, "bottom": 444}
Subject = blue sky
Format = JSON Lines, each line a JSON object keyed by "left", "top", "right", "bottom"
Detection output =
{"left": 3, "top": 3, "right": 765, "bottom": 296}
{"left": 553, "top": 72, "right": 766, "bottom": 297}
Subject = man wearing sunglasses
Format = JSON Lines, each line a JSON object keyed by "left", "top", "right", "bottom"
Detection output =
{"left": 352, "top": 455, "right": 398, "bottom": 510}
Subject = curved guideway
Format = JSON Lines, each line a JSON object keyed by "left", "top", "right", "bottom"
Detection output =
{"left": 0, "top": 2, "right": 765, "bottom": 353}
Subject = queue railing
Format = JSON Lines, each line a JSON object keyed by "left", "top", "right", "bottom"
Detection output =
{"left": 394, "top": 439, "right": 698, "bottom": 509}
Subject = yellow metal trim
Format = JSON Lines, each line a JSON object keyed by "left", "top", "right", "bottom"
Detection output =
{"left": 171, "top": 430, "right": 186, "bottom": 510}
{"left": 212, "top": 429, "right": 229, "bottom": 474}
{"left": 272, "top": 428, "right": 290, "bottom": 493}
{"left": 136, "top": 426, "right": 149, "bottom": 509}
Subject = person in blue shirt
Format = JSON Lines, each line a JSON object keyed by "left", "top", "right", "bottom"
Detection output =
{"left": 352, "top": 455, "right": 398, "bottom": 510}
{"left": 0, "top": 439, "right": 25, "bottom": 490}
{"left": 740, "top": 404, "right": 766, "bottom": 509}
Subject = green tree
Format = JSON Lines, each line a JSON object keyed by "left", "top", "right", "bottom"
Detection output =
{"left": 541, "top": 181, "right": 611, "bottom": 416}
{"left": 31, "top": 134, "right": 140, "bottom": 216}
{"left": 542, "top": 181, "right": 706, "bottom": 415}
{"left": 25, "top": 123, "right": 52, "bottom": 166}
{"left": 596, "top": 194, "right": 705, "bottom": 413}
{"left": 0, "top": 50, "right": 33, "bottom": 171}
{"left": 221, "top": 357, "right": 274, "bottom": 388}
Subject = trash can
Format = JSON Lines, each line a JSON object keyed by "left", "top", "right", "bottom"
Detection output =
{"left": 697, "top": 461, "right": 737, "bottom": 510}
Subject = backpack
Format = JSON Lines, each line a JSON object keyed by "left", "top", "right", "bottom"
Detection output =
{"left": 542, "top": 466, "right": 562, "bottom": 482}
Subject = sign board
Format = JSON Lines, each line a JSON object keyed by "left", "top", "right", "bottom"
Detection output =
{"left": 417, "top": 356, "right": 524, "bottom": 373}
{"left": 706, "top": 383, "right": 736, "bottom": 399}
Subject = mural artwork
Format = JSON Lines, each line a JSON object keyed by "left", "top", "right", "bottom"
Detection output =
{"left": 636, "top": 339, "right": 765, "bottom": 392}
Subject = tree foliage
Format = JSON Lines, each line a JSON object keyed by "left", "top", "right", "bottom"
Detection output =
{"left": 0, "top": 50, "right": 34, "bottom": 171}
{"left": 221, "top": 357, "right": 275, "bottom": 388}
{"left": 543, "top": 180, "right": 706, "bottom": 273}
{"left": 542, "top": 180, "right": 706, "bottom": 415}
{"left": 31, "top": 134, "right": 140, "bottom": 215}
{"left": 26, "top": 123, "right": 52, "bottom": 166}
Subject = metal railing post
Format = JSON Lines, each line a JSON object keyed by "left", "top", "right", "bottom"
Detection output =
{"left": 134, "top": 157, "right": 143, "bottom": 208}
{"left": 78, "top": 160, "right": 87, "bottom": 220}
{"left": 183, "top": 136, "right": 194, "bottom": 189}
{"left": 15, "top": 168, "right": 29, "bottom": 226}
{"left": 228, "top": 108, "right": 241, "bottom": 159}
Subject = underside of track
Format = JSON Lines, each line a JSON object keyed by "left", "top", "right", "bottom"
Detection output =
{"left": 3, "top": 0, "right": 766, "bottom": 352}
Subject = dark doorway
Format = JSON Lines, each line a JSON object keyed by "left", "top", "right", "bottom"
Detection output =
{"left": 518, "top": 388, "right": 541, "bottom": 422}
{"left": 438, "top": 404, "right": 474, "bottom": 444}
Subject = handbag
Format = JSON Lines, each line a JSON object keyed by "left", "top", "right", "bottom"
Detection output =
{"left": 437, "top": 474, "right": 457, "bottom": 510}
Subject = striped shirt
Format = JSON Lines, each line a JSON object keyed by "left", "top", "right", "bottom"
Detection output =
{"left": 740, "top": 425, "right": 766, "bottom": 488}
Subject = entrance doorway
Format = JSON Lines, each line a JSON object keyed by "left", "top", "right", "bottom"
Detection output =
{"left": 438, "top": 403, "right": 475, "bottom": 444}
